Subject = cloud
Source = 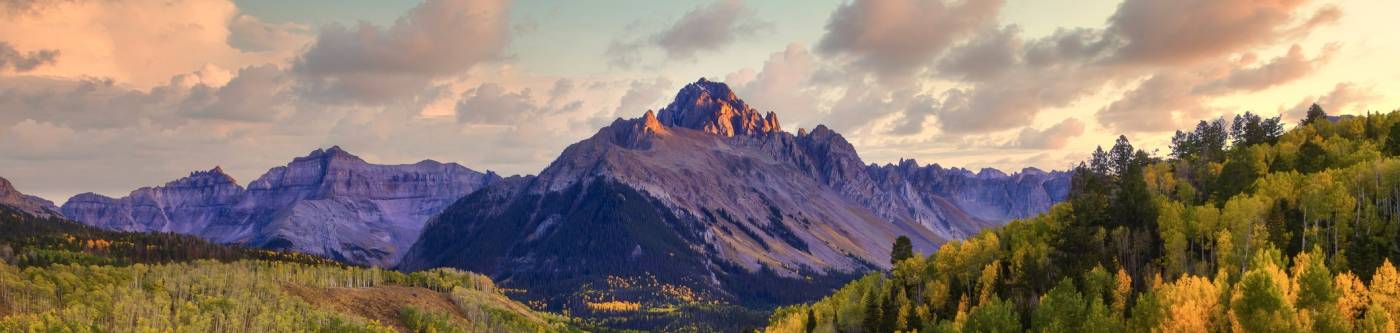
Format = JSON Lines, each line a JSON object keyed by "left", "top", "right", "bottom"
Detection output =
{"left": 651, "top": 0, "right": 769, "bottom": 60}
{"left": 822, "top": 83, "right": 904, "bottom": 131}
{"left": 605, "top": 0, "right": 769, "bottom": 67}
{"left": 728, "top": 44, "right": 821, "bottom": 127}
{"left": 1280, "top": 82, "right": 1382, "bottom": 120}
{"left": 1098, "top": 44, "right": 1334, "bottom": 132}
{"left": 0, "top": 0, "right": 296, "bottom": 88}
{"left": 1097, "top": 71, "right": 1210, "bottom": 132}
{"left": 1194, "top": 44, "right": 1334, "bottom": 94}
{"left": 937, "top": 25, "right": 1020, "bottom": 81}
{"left": 605, "top": 78, "right": 673, "bottom": 125}
{"left": 455, "top": 83, "right": 542, "bottom": 124}
{"left": 294, "top": 0, "right": 510, "bottom": 104}
{"left": 1106, "top": 0, "right": 1340, "bottom": 65}
{"left": 920, "top": 0, "right": 1342, "bottom": 136}
{"left": 0, "top": 63, "right": 299, "bottom": 131}
{"left": 933, "top": 64, "right": 1123, "bottom": 136}
{"left": 0, "top": 41, "right": 58, "bottom": 72}
{"left": 817, "top": 0, "right": 1004, "bottom": 81}
{"left": 191, "top": 64, "right": 296, "bottom": 122}
{"left": 1009, "top": 118, "right": 1086, "bottom": 149}
{"left": 0, "top": 76, "right": 178, "bottom": 130}
{"left": 888, "top": 94, "right": 939, "bottom": 135}
{"left": 604, "top": 37, "right": 646, "bottom": 69}
{"left": 227, "top": 14, "right": 313, "bottom": 53}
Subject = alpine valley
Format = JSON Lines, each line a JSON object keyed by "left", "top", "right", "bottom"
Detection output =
{"left": 13, "top": 79, "right": 1071, "bottom": 331}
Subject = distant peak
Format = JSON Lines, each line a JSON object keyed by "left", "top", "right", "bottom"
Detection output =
{"left": 324, "top": 145, "right": 352, "bottom": 157}
{"left": 169, "top": 166, "right": 238, "bottom": 186}
{"left": 655, "top": 79, "right": 780, "bottom": 137}
{"left": 302, "top": 145, "right": 363, "bottom": 161}
{"left": 976, "top": 168, "right": 1008, "bottom": 179}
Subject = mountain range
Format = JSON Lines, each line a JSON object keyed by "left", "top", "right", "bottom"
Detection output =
{"left": 58, "top": 147, "right": 499, "bottom": 267}
{"left": 399, "top": 79, "right": 1070, "bottom": 321}
{"left": 13, "top": 78, "right": 1070, "bottom": 329}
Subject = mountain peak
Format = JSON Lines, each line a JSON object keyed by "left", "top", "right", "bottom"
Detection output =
{"left": 0, "top": 176, "right": 61, "bottom": 218}
{"left": 656, "top": 78, "right": 780, "bottom": 137}
{"left": 298, "top": 145, "right": 365, "bottom": 164}
{"left": 169, "top": 166, "right": 238, "bottom": 187}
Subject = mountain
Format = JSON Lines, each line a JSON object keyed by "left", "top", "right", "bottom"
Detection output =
{"left": 400, "top": 78, "right": 1069, "bottom": 329}
{"left": 0, "top": 176, "right": 61, "bottom": 218}
{"left": 60, "top": 146, "right": 500, "bottom": 267}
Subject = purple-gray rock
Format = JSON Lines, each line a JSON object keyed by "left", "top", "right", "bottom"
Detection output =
{"left": 0, "top": 176, "right": 62, "bottom": 218}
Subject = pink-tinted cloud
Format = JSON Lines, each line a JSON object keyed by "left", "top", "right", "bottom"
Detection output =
{"left": 1194, "top": 44, "right": 1335, "bottom": 95}
{"left": 728, "top": 44, "right": 821, "bottom": 127}
{"left": 1097, "top": 72, "right": 1210, "bottom": 132}
{"left": 1099, "top": 44, "right": 1334, "bottom": 132}
{"left": 1009, "top": 118, "right": 1086, "bottom": 149}
{"left": 0, "top": 0, "right": 299, "bottom": 88}
{"left": 227, "top": 14, "right": 313, "bottom": 53}
{"left": 605, "top": 0, "right": 770, "bottom": 67}
{"left": 1107, "top": 0, "right": 1340, "bottom": 65}
{"left": 652, "top": 0, "right": 770, "bottom": 60}
{"left": 455, "top": 83, "right": 544, "bottom": 125}
{"left": 295, "top": 0, "right": 510, "bottom": 104}
{"left": 1280, "top": 82, "right": 1382, "bottom": 120}
{"left": 937, "top": 25, "right": 1021, "bottom": 81}
{"left": 922, "top": 0, "right": 1342, "bottom": 135}
{"left": 0, "top": 41, "right": 58, "bottom": 73}
{"left": 817, "top": 0, "right": 1004, "bottom": 81}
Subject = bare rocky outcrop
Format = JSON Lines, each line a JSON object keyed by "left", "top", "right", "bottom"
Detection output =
{"left": 0, "top": 176, "right": 61, "bottom": 218}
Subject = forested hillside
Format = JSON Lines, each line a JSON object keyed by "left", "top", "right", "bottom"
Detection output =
{"left": 766, "top": 106, "right": 1400, "bottom": 333}
{"left": 0, "top": 206, "right": 580, "bottom": 332}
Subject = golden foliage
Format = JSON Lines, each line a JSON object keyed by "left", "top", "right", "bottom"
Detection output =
{"left": 1374, "top": 260, "right": 1400, "bottom": 320}
{"left": 1114, "top": 268, "right": 1133, "bottom": 314}
{"left": 586, "top": 300, "right": 641, "bottom": 312}
{"left": 1158, "top": 275, "right": 1222, "bottom": 332}
{"left": 1336, "top": 272, "right": 1371, "bottom": 323}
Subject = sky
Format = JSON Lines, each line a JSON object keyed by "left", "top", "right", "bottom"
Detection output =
{"left": 0, "top": 0, "right": 1396, "bottom": 202}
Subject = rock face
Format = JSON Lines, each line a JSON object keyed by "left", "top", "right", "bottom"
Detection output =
{"left": 401, "top": 79, "right": 1069, "bottom": 313}
{"left": 60, "top": 147, "right": 499, "bottom": 267}
{"left": 0, "top": 176, "right": 62, "bottom": 218}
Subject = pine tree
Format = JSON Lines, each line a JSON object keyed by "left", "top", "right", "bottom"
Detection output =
{"left": 890, "top": 236, "right": 913, "bottom": 266}
{"left": 1303, "top": 103, "right": 1327, "bottom": 126}
{"left": 863, "top": 290, "right": 882, "bottom": 333}
{"left": 1383, "top": 121, "right": 1400, "bottom": 156}
{"left": 806, "top": 308, "right": 817, "bottom": 333}
{"left": 879, "top": 292, "right": 898, "bottom": 333}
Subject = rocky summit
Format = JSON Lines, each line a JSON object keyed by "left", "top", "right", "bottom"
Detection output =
{"left": 0, "top": 176, "right": 62, "bottom": 218}
{"left": 60, "top": 147, "right": 499, "bottom": 267}
{"left": 400, "top": 79, "right": 1069, "bottom": 323}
